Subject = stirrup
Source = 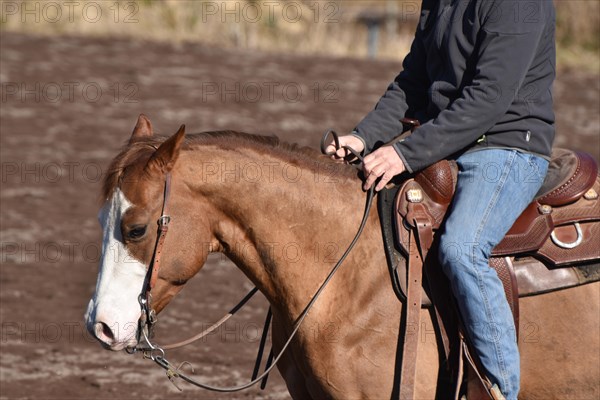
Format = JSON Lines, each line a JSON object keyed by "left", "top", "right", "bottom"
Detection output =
{"left": 489, "top": 385, "right": 506, "bottom": 400}
{"left": 459, "top": 385, "right": 506, "bottom": 400}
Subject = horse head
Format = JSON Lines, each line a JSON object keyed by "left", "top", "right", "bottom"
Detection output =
{"left": 84, "top": 115, "right": 214, "bottom": 350}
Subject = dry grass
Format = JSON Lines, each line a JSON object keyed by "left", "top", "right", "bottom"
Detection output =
{"left": 554, "top": 0, "right": 600, "bottom": 71}
{"left": 0, "top": 0, "right": 598, "bottom": 70}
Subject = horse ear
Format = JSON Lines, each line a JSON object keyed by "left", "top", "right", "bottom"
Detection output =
{"left": 144, "top": 125, "right": 186, "bottom": 176}
{"left": 129, "top": 114, "right": 154, "bottom": 143}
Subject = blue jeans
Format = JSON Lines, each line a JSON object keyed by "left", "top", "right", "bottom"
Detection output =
{"left": 438, "top": 149, "right": 549, "bottom": 399}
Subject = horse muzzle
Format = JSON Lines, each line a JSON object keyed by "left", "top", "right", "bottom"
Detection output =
{"left": 85, "top": 299, "right": 141, "bottom": 351}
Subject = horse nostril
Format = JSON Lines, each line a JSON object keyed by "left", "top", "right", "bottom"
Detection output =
{"left": 94, "top": 322, "right": 115, "bottom": 344}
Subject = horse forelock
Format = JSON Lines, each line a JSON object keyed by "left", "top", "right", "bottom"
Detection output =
{"left": 102, "top": 138, "right": 161, "bottom": 201}
{"left": 102, "top": 131, "right": 358, "bottom": 200}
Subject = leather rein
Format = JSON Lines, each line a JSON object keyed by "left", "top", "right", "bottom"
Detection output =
{"left": 127, "top": 131, "right": 375, "bottom": 392}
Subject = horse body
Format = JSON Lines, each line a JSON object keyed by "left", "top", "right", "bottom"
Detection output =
{"left": 85, "top": 117, "right": 599, "bottom": 399}
{"left": 174, "top": 142, "right": 438, "bottom": 398}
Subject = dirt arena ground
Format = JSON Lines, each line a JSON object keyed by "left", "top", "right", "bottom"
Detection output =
{"left": 1, "top": 33, "right": 598, "bottom": 400}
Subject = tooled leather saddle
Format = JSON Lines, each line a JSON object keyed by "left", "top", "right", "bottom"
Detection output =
{"left": 379, "top": 126, "right": 600, "bottom": 399}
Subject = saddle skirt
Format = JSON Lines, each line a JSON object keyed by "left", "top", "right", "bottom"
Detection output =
{"left": 379, "top": 148, "right": 600, "bottom": 310}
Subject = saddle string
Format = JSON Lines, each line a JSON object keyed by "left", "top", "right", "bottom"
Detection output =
{"left": 131, "top": 132, "right": 375, "bottom": 392}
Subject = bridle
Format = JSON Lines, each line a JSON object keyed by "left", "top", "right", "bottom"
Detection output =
{"left": 136, "top": 173, "right": 171, "bottom": 345}
{"left": 127, "top": 131, "right": 375, "bottom": 392}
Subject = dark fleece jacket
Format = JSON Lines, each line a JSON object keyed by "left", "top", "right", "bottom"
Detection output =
{"left": 354, "top": 0, "right": 556, "bottom": 172}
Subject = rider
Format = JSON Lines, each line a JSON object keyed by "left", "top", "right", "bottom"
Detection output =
{"left": 328, "top": 1, "right": 555, "bottom": 398}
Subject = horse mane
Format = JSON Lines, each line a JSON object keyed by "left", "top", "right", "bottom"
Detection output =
{"left": 102, "top": 130, "right": 358, "bottom": 200}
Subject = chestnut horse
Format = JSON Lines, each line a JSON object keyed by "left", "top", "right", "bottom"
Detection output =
{"left": 85, "top": 116, "right": 599, "bottom": 399}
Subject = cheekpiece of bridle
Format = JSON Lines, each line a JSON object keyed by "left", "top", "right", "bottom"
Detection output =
{"left": 130, "top": 173, "right": 172, "bottom": 354}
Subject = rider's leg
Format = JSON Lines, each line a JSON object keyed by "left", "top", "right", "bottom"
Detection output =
{"left": 438, "top": 149, "right": 549, "bottom": 400}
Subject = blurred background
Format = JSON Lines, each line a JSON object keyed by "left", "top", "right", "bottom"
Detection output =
{"left": 2, "top": 0, "right": 599, "bottom": 67}
{"left": 1, "top": 1, "right": 599, "bottom": 399}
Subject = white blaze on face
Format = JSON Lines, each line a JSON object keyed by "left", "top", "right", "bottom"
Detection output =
{"left": 84, "top": 188, "right": 147, "bottom": 350}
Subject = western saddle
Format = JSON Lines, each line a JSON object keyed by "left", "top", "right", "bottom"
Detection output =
{"left": 378, "top": 125, "right": 600, "bottom": 399}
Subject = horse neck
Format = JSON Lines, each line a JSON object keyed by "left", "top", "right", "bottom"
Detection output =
{"left": 177, "top": 145, "right": 372, "bottom": 315}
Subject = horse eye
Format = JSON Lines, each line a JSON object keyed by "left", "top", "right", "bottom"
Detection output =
{"left": 127, "top": 226, "right": 147, "bottom": 240}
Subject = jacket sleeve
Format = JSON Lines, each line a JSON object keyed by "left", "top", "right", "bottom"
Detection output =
{"left": 394, "top": 0, "right": 550, "bottom": 172}
{"left": 352, "top": 20, "right": 430, "bottom": 153}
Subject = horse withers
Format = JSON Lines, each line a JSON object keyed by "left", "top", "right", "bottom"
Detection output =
{"left": 85, "top": 115, "right": 600, "bottom": 399}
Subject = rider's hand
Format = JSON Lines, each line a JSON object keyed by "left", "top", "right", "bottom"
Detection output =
{"left": 362, "top": 146, "right": 406, "bottom": 192}
{"left": 325, "top": 135, "right": 365, "bottom": 161}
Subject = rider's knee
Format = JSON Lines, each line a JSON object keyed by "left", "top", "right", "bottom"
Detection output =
{"left": 438, "top": 227, "right": 482, "bottom": 275}
{"left": 439, "top": 228, "right": 464, "bottom": 264}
